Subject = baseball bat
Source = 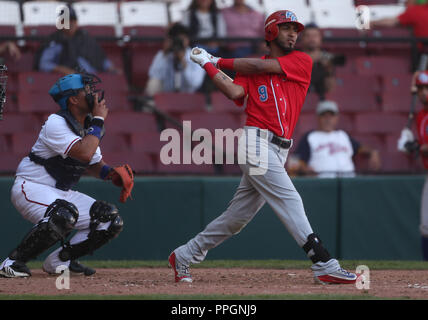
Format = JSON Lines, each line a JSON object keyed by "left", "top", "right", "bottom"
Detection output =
{"left": 406, "top": 54, "right": 428, "bottom": 129}
{"left": 191, "top": 48, "right": 234, "bottom": 82}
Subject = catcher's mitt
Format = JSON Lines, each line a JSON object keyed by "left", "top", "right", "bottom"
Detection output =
{"left": 106, "top": 164, "right": 134, "bottom": 203}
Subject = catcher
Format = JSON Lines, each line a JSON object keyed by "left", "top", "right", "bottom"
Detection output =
{"left": 0, "top": 72, "right": 134, "bottom": 278}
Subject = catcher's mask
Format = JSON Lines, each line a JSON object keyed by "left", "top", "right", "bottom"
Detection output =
{"left": 49, "top": 72, "right": 104, "bottom": 111}
{"left": 0, "top": 64, "right": 7, "bottom": 120}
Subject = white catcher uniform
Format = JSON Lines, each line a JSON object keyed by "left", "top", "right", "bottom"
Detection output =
{"left": 0, "top": 114, "right": 111, "bottom": 274}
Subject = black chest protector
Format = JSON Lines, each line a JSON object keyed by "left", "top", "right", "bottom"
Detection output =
{"left": 29, "top": 110, "right": 90, "bottom": 191}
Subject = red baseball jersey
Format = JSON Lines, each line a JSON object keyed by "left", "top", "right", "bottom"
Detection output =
{"left": 233, "top": 50, "right": 312, "bottom": 139}
{"left": 398, "top": 4, "right": 428, "bottom": 37}
{"left": 416, "top": 109, "right": 428, "bottom": 169}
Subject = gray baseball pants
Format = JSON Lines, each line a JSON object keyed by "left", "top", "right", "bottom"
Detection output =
{"left": 175, "top": 127, "right": 314, "bottom": 265}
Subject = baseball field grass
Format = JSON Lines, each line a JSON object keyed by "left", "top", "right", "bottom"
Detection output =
{"left": 1, "top": 260, "right": 427, "bottom": 300}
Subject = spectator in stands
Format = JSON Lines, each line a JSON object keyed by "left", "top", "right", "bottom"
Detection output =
{"left": 221, "top": 0, "right": 265, "bottom": 58}
{"left": 144, "top": 23, "right": 205, "bottom": 97}
{"left": 370, "top": 0, "right": 428, "bottom": 38}
{"left": 0, "top": 41, "right": 21, "bottom": 61}
{"left": 182, "top": 0, "right": 227, "bottom": 56}
{"left": 299, "top": 23, "right": 338, "bottom": 101}
{"left": 36, "top": 6, "right": 121, "bottom": 75}
{"left": 292, "top": 100, "right": 381, "bottom": 178}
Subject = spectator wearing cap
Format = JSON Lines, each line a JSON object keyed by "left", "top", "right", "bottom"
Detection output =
{"left": 35, "top": 5, "right": 121, "bottom": 75}
{"left": 292, "top": 101, "right": 381, "bottom": 178}
{"left": 221, "top": 0, "right": 265, "bottom": 58}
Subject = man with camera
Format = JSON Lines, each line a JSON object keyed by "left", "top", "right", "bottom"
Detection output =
{"left": 299, "top": 23, "right": 345, "bottom": 101}
{"left": 144, "top": 23, "right": 206, "bottom": 97}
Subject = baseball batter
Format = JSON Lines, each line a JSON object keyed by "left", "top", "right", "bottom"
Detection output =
{"left": 0, "top": 72, "right": 134, "bottom": 278}
{"left": 169, "top": 10, "right": 358, "bottom": 284}
{"left": 398, "top": 70, "right": 428, "bottom": 260}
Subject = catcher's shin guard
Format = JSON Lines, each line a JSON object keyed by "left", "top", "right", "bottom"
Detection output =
{"left": 302, "top": 233, "right": 331, "bottom": 264}
{"left": 9, "top": 199, "right": 78, "bottom": 263}
{"left": 58, "top": 201, "right": 123, "bottom": 261}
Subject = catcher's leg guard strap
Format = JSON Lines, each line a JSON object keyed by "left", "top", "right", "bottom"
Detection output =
{"left": 59, "top": 202, "right": 123, "bottom": 262}
{"left": 302, "top": 233, "right": 331, "bottom": 264}
{"left": 9, "top": 199, "right": 78, "bottom": 263}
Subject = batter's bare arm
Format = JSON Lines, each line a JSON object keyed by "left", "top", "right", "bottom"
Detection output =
{"left": 212, "top": 70, "right": 246, "bottom": 100}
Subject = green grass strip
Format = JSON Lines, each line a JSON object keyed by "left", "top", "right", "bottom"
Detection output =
{"left": 27, "top": 260, "right": 428, "bottom": 270}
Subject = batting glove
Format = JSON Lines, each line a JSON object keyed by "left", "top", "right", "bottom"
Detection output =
{"left": 190, "top": 47, "right": 214, "bottom": 67}
{"left": 397, "top": 127, "right": 415, "bottom": 152}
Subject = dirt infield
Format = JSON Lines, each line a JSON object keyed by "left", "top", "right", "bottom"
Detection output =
{"left": 1, "top": 268, "right": 428, "bottom": 299}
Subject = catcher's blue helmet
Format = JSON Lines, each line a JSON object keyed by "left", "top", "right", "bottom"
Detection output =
{"left": 49, "top": 72, "right": 102, "bottom": 110}
{"left": 49, "top": 73, "right": 85, "bottom": 110}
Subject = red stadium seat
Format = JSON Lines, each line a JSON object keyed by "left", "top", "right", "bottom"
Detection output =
{"left": 154, "top": 92, "right": 207, "bottom": 114}
{"left": 11, "top": 133, "right": 37, "bottom": 155}
{"left": 0, "top": 135, "right": 10, "bottom": 153}
{"left": 99, "top": 134, "right": 130, "bottom": 153}
{"left": 211, "top": 92, "right": 242, "bottom": 113}
{"left": 98, "top": 73, "right": 131, "bottom": 111}
{"left": 123, "top": 26, "right": 166, "bottom": 37}
{"left": 381, "top": 74, "right": 414, "bottom": 112}
{"left": 81, "top": 26, "right": 116, "bottom": 37}
{"left": 0, "top": 113, "right": 41, "bottom": 134}
{"left": 105, "top": 112, "right": 159, "bottom": 134}
{"left": 295, "top": 111, "right": 317, "bottom": 136}
{"left": 102, "top": 151, "right": 155, "bottom": 173}
{"left": 0, "top": 154, "right": 22, "bottom": 173}
{"left": 351, "top": 133, "right": 385, "bottom": 151}
{"left": 130, "top": 131, "right": 162, "bottom": 154}
{"left": 0, "top": 26, "right": 16, "bottom": 36}
{"left": 355, "top": 56, "right": 411, "bottom": 76}
{"left": 354, "top": 112, "right": 407, "bottom": 134}
{"left": 129, "top": 44, "right": 162, "bottom": 89}
{"left": 178, "top": 112, "right": 241, "bottom": 132}
{"left": 325, "top": 75, "right": 379, "bottom": 112}
{"left": 302, "top": 92, "right": 320, "bottom": 112}
{"left": 155, "top": 161, "right": 215, "bottom": 175}
{"left": 2, "top": 49, "right": 37, "bottom": 73}
{"left": 23, "top": 26, "right": 57, "bottom": 37}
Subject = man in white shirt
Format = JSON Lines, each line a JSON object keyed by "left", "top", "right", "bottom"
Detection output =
{"left": 294, "top": 101, "right": 381, "bottom": 178}
{"left": 0, "top": 72, "right": 134, "bottom": 278}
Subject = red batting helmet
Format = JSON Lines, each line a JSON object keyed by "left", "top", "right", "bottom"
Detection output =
{"left": 264, "top": 10, "right": 305, "bottom": 42}
{"left": 416, "top": 71, "right": 428, "bottom": 86}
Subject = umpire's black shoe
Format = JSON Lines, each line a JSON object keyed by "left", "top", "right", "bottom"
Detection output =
{"left": 69, "top": 260, "right": 96, "bottom": 276}
{"left": 0, "top": 260, "right": 32, "bottom": 278}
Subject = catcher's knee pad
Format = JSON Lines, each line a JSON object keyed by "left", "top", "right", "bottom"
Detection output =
{"left": 302, "top": 233, "right": 331, "bottom": 264}
{"left": 58, "top": 201, "right": 123, "bottom": 262}
{"left": 9, "top": 199, "right": 78, "bottom": 263}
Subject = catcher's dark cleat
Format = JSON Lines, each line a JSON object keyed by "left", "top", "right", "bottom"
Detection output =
{"left": 69, "top": 260, "right": 96, "bottom": 276}
{"left": 0, "top": 261, "right": 31, "bottom": 278}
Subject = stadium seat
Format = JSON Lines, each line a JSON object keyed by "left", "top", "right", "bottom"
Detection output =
{"left": 263, "top": 0, "right": 311, "bottom": 25}
{"left": 129, "top": 44, "right": 162, "bottom": 89}
{"left": 169, "top": 0, "right": 192, "bottom": 23}
{"left": 72, "top": 2, "right": 119, "bottom": 28}
{"left": 295, "top": 111, "right": 317, "bottom": 135}
{"left": 0, "top": 1, "right": 21, "bottom": 26}
{"left": 10, "top": 132, "right": 37, "bottom": 155}
{"left": 355, "top": 56, "right": 411, "bottom": 75}
{"left": 97, "top": 73, "right": 131, "bottom": 111}
{"left": 17, "top": 72, "right": 60, "bottom": 113}
{"left": 102, "top": 151, "right": 155, "bottom": 173}
{"left": 105, "top": 112, "right": 159, "bottom": 134}
{"left": 155, "top": 161, "right": 215, "bottom": 175}
{"left": 211, "top": 92, "right": 242, "bottom": 113}
{"left": 351, "top": 133, "right": 385, "bottom": 151}
{"left": 310, "top": 0, "right": 357, "bottom": 28}
{"left": 366, "top": 4, "right": 406, "bottom": 21}
{"left": 23, "top": 1, "right": 66, "bottom": 26}
{"left": 354, "top": 112, "right": 407, "bottom": 134}
{"left": 120, "top": 1, "right": 169, "bottom": 27}
{"left": 178, "top": 112, "right": 241, "bottom": 132}
{"left": 302, "top": 92, "right": 320, "bottom": 112}
{"left": 99, "top": 134, "right": 130, "bottom": 153}
{"left": 325, "top": 75, "right": 379, "bottom": 112}
{"left": 216, "top": 0, "right": 264, "bottom": 13}
{"left": 0, "top": 154, "right": 23, "bottom": 173}
{"left": 154, "top": 92, "right": 207, "bottom": 114}
{"left": 381, "top": 74, "right": 413, "bottom": 112}
{"left": 130, "top": 131, "right": 162, "bottom": 154}
{"left": 0, "top": 135, "right": 10, "bottom": 153}
{"left": 0, "top": 113, "right": 41, "bottom": 134}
